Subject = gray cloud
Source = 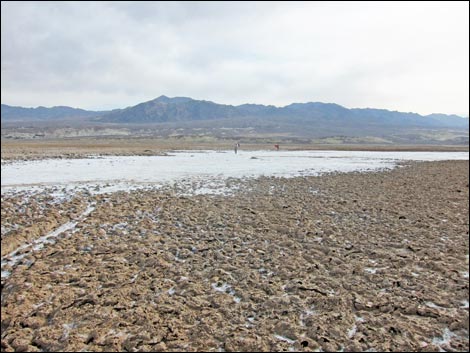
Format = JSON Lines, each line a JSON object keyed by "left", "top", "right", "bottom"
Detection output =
{"left": 1, "top": 1, "right": 469, "bottom": 115}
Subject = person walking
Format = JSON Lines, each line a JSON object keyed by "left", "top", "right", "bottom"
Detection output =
{"left": 234, "top": 142, "right": 240, "bottom": 154}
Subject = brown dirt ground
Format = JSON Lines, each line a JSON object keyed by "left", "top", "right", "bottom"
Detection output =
{"left": 1, "top": 158, "right": 468, "bottom": 352}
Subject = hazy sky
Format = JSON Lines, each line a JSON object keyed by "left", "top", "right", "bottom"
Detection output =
{"left": 1, "top": 1, "right": 469, "bottom": 116}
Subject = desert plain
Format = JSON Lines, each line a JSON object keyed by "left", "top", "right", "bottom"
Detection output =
{"left": 1, "top": 138, "right": 469, "bottom": 352}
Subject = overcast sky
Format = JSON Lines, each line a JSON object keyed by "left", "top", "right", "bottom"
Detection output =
{"left": 1, "top": 1, "right": 469, "bottom": 116}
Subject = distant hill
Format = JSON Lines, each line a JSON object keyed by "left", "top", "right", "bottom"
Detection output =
{"left": 0, "top": 104, "right": 106, "bottom": 122}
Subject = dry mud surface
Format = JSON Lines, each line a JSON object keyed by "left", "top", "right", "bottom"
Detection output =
{"left": 1, "top": 160, "right": 469, "bottom": 352}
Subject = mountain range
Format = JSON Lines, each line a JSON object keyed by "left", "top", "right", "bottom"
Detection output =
{"left": 1, "top": 96, "right": 468, "bottom": 143}
{"left": 2, "top": 96, "right": 467, "bottom": 128}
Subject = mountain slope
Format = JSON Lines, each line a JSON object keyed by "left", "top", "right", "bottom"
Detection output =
{"left": 1, "top": 104, "right": 106, "bottom": 122}
{"left": 425, "top": 113, "right": 469, "bottom": 128}
{"left": 97, "top": 95, "right": 242, "bottom": 123}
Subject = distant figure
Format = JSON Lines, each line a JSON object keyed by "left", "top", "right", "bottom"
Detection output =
{"left": 274, "top": 144, "right": 280, "bottom": 151}
{"left": 234, "top": 142, "right": 240, "bottom": 154}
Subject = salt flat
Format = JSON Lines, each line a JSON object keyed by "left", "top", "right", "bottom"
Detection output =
{"left": 1, "top": 150, "right": 468, "bottom": 192}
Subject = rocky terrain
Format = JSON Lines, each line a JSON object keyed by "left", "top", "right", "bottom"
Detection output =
{"left": 1, "top": 161, "right": 469, "bottom": 352}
